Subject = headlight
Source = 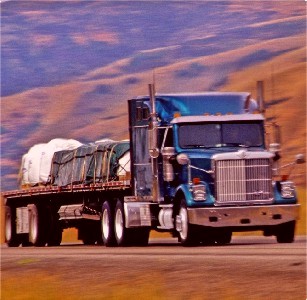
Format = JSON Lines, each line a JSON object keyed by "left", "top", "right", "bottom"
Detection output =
{"left": 280, "top": 181, "right": 295, "bottom": 198}
{"left": 192, "top": 184, "right": 206, "bottom": 201}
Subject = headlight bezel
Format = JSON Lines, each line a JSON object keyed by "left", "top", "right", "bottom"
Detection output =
{"left": 280, "top": 181, "right": 295, "bottom": 199}
{"left": 192, "top": 184, "right": 207, "bottom": 201}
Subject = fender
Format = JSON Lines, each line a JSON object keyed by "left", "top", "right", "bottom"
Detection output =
{"left": 175, "top": 184, "right": 193, "bottom": 206}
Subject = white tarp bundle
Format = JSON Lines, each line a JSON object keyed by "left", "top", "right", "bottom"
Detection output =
{"left": 117, "top": 151, "right": 130, "bottom": 178}
{"left": 20, "top": 138, "right": 82, "bottom": 187}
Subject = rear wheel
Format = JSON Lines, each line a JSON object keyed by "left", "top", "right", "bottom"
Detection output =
{"left": 101, "top": 201, "right": 116, "bottom": 246}
{"left": 114, "top": 200, "right": 150, "bottom": 247}
{"left": 28, "top": 204, "right": 47, "bottom": 247}
{"left": 276, "top": 221, "right": 296, "bottom": 243}
{"left": 114, "top": 200, "right": 128, "bottom": 246}
{"left": 5, "top": 206, "right": 20, "bottom": 247}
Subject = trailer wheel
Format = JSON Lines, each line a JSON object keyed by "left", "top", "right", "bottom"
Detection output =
{"left": 129, "top": 228, "right": 150, "bottom": 246}
{"left": 5, "top": 206, "right": 20, "bottom": 247}
{"left": 101, "top": 201, "right": 116, "bottom": 246}
{"left": 176, "top": 200, "right": 199, "bottom": 246}
{"left": 79, "top": 222, "right": 99, "bottom": 245}
{"left": 276, "top": 221, "right": 296, "bottom": 243}
{"left": 28, "top": 204, "right": 47, "bottom": 247}
{"left": 47, "top": 211, "right": 62, "bottom": 247}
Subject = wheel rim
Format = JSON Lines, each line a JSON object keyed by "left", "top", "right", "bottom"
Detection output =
{"left": 30, "top": 212, "right": 38, "bottom": 243}
{"left": 5, "top": 212, "right": 12, "bottom": 242}
{"left": 179, "top": 206, "right": 188, "bottom": 240}
{"left": 115, "top": 208, "right": 124, "bottom": 240}
{"left": 102, "top": 209, "right": 109, "bottom": 239}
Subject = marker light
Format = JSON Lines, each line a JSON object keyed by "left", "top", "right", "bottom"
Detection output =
{"left": 192, "top": 177, "right": 201, "bottom": 185}
{"left": 174, "top": 112, "right": 181, "bottom": 118}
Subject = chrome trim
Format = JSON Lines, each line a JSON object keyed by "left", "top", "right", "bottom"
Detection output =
{"left": 133, "top": 125, "right": 149, "bottom": 128}
{"left": 212, "top": 150, "right": 274, "bottom": 161}
{"left": 213, "top": 153, "right": 274, "bottom": 205}
{"left": 124, "top": 202, "right": 151, "bottom": 228}
{"left": 188, "top": 204, "right": 300, "bottom": 227}
{"left": 280, "top": 181, "right": 295, "bottom": 198}
{"left": 192, "top": 184, "right": 206, "bottom": 201}
{"left": 16, "top": 207, "right": 29, "bottom": 234}
{"left": 171, "top": 114, "right": 264, "bottom": 124}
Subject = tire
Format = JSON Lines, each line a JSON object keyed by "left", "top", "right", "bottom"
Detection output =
{"left": 129, "top": 228, "right": 150, "bottom": 246}
{"left": 79, "top": 222, "right": 99, "bottom": 245}
{"left": 82, "top": 236, "right": 96, "bottom": 245}
{"left": 114, "top": 200, "right": 129, "bottom": 246}
{"left": 28, "top": 204, "right": 47, "bottom": 247}
{"left": 5, "top": 206, "right": 20, "bottom": 247}
{"left": 101, "top": 201, "right": 116, "bottom": 247}
{"left": 176, "top": 200, "right": 199, "bottom": 246}
{"left": 47, "top": 211, "right": 62, "bottom": 247}
{"left": 215, "top": 229, "right": 232, "bottom": 245}
{"left": 276, "top": 221, "right": 296, "bottom": 243}
{"left": 199, "top": 228, "right": 215, "bottom": 246}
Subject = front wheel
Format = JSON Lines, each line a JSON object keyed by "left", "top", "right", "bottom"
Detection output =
{"left": 176, "top": 200, "right": 199, "bottom": 246}
{"left": 276, "top": 221, "right": 296, "bottom": 243}
{"left": 214, "top": 229, "right": 232, "bottom": 245}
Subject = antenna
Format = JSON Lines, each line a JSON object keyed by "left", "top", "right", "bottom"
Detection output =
{"left": 152, "top": 69, "right": 157, "bottom": 95}
{"left": 271, "top": 64, "right": 276, "bottom": 122}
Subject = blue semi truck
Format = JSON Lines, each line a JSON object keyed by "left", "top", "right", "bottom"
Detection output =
{"left": 3, "top": 83, "right": 304, "bottom": 247}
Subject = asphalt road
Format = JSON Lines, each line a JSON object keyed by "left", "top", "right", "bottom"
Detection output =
{"left": 1, "top": 236, "right": 306, "bottom": 300}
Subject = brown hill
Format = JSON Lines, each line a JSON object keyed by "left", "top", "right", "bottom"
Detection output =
{"left": 1, "top": 2, "right": 306, "bottom": 190}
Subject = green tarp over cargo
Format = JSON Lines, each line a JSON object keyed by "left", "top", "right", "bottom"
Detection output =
{"left": 50, "top": 141, "right": 130, "bottom": 187}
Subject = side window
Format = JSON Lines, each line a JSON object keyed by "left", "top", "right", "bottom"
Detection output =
{"left": 136, "top": 104, "right": 150, "bottom": 121}
{"left": 162, "top": 127, "right": 173, "bottom": 148}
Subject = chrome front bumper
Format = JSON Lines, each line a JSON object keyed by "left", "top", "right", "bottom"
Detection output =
{"left": 188, "top": 204, "right": 300, "bottom": 228}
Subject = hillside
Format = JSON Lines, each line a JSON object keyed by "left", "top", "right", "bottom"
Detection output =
{"left": 1, "top": 1, "right": 306, "bottom": 190}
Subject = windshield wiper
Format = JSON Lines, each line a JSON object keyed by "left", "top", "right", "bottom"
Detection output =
{"left": 223, "top": 143, "right": 250, "bottom": 148}
{"left": 183, "top": 144, "right": 216, "bottom": 149}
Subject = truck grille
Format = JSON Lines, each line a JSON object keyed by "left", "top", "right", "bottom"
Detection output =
{"left": 215, "top": 158, "right": 273, "bottom": 205}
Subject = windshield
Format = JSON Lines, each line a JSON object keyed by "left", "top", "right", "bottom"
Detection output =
{"left": 178, "top": 122, "right": 264, "bottom": 148}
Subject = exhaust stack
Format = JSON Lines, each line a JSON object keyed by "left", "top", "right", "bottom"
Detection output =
{"left": 148, "top": 84, "right": 160, "bottom": 202}
{"left": 257, "top": 80, "right": 266, "bottom": 113}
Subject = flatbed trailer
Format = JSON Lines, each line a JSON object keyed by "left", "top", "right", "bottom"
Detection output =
{"left": 3, "top": 83, "right": 304, "bottom": 247}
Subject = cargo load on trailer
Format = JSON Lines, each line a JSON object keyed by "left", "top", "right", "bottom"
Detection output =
{"left": 19, "top": 138, "right": 83, "bottom": 187}
{"left": 20, "top": 139, "right": 130, "bottom": 188}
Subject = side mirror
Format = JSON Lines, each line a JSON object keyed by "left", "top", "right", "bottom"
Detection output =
{"left": 149, "top": 148, "right": 159, "bottom": 158}
{"left": 269, "top": 143, "right": 281, "bottom": 153}
{"left": 295, "top": 154, "right": 305, "bottom": 164}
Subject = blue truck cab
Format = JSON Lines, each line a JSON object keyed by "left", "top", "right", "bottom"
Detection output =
{"left": 126, "top": 85, "right": 303, "bottom": 245}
